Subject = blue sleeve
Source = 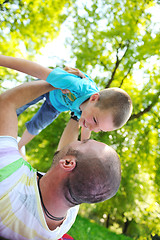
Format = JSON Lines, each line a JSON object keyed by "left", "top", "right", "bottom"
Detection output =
{"left": 46, "top": 67, "right": 82, "bottom": 90}
{"left": 46, "top": 67, "right": 95, "bottom": 90}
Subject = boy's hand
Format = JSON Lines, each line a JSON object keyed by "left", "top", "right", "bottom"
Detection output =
{"left": 64, "top": 66, "right": 87, "bottom": 79}
{"left": 81, "top": 127, "right": 91, "bottom": 141}
{"left": 60, "top": 88, "right": 70, "bottom": 94}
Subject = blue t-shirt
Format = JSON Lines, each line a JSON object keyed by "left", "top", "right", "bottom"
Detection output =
{"left": 46, "top": 68, "right": 99, "bottom": 119}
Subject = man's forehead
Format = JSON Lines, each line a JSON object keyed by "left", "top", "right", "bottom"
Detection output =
{"left": 82, "top": 139, "right": 108, "bottom": 151}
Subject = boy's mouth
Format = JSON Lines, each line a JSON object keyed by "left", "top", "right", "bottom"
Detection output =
{"left": 83, "top": 120, "right": 87, "bottom": 128}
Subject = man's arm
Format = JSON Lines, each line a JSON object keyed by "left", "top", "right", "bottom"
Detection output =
{"left": 0, "top": 80, "right": 54, "bottom": 138}
{"left": 57, "top": 118, "right": 80, "bottom": 151}
{"left": 18, "top": 129, "right": 35, "bottom": 150}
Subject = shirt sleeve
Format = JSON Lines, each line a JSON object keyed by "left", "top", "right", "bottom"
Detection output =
{"left": 46, "top": 67, "right": 81, "bottom": 90}
{"left": 0, "top": 136, "right": 21, "bottom": 168}
{"left": 46, "top": 67, "right": 94, "bottom": 91}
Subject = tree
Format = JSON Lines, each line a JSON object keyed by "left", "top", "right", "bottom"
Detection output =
{"left": 0, "top": 0, "right": 70, "bottom": 89}
{"left": 63, "top": 0, "right": 160, "bottom": 239}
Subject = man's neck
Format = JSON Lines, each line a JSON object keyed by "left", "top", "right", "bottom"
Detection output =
{"left": 37, "top": 172, "right": 70, "bottom": 231}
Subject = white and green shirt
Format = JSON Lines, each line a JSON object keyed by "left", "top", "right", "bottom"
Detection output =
{"left": 0, "top": 136, "right": 79, "bottom": 240}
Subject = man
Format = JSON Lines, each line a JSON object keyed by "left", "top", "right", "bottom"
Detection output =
{"left": 0, "top": 61, "right": 121, "bottom": 240}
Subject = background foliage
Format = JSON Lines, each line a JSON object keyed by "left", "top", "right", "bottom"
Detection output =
{"left": 0, "top": 0, "right": 70, "bottom": 89}
{"left": 0, "top": 0, "right": 160, "bottom": 239}
{"left": 68, "top": 215, "right": 133, "bottom": 240}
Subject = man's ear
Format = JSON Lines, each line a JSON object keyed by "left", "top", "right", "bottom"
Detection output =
{"left": 59, "top": 156, "right": 76, "bottom": 172}
{"left": 89, "top": 93, "right": 100, "bottom": 102}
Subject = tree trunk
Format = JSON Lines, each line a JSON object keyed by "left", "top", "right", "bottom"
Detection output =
{"left": 122, "top": 218, "right": 131, "bottom": 234}
{"left": 105, "top": 214, "right": 110, "bottom": 228}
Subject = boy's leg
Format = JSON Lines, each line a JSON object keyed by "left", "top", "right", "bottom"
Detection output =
{"left": 25, "top": 93, "right": 60, "bottom": 136}
{"left": 18, "top": 93, "right": 60, "bottom": 149}
{"left": 16, "top": 93, "right": 45, "bottom": 116}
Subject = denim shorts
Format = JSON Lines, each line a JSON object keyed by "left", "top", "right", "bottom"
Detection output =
{"left": 16, "top": 92, "right": 60, "bottom": 135}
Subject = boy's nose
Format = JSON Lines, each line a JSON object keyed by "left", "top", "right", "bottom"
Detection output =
{"left": 88, "top": 124, "right": 99, "bottom": 132}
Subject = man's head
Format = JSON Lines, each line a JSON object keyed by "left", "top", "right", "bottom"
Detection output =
{"left": 79, "top": 87, "right": 132, "bottom": 132}
{"left": 52, "top": 139, "right": 121, "bottom": 205}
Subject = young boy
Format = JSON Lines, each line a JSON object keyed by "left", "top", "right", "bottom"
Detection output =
{"left": 0, "top": 55, "right": 132, "bottom": 150}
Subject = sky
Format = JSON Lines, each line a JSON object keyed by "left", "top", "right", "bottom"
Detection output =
{"left": 36, "top": 23, "right": 75, "bottom": 67}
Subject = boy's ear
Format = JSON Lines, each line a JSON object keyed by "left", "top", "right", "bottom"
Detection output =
{"left": 59, "top": 156, "right": 76, "bottom": 172}
{"left": 89, "top": 93, "right": 100, "bottom": 102}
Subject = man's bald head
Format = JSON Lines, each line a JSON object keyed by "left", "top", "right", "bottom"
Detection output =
{"left": 52, "top": 139, "right": 121, "bottom": 205}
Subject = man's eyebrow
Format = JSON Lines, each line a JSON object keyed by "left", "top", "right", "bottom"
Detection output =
{"left": 53, "top": 150, "right": 59, "bottom": 156}
{"left": 82, "top": 139, "right": 91, "bottom": 143}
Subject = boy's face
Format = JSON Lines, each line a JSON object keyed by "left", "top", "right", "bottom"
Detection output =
{"left": 79, "top": 93, "right": 115, "bottom": 133}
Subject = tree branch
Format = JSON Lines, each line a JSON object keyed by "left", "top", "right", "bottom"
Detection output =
{"left": 106, "top": 47, "right": 120, "bottom": 88}
{"left": 100, "top": 60, "right": 108, "bottom": 71}
{"left": 106, "top": 41, "right": 130, "bottom": 88}
{"left": 119, "top": 65, "right": 133, "bottom": 88}
{"left": 129, "top": 91, "right": 160, "bottom": 121}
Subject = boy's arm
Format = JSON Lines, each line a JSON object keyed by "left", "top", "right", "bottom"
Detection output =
{"left": 0, "top": 55, "right": 53, "bottom": 81}
{"left": 0, "top": 80, "right": 54, "bottom": 138}
{"left": 0, "top": 55, "right": 86, "bottom": 81}
{"left": 57, "top": 118, "right": 80, "bottom": 151}
{"left": 0, "top": 56, "right": 81, "bottom": 93}
{"left": 81, "top": 127, "right": 91, "bottom": 141}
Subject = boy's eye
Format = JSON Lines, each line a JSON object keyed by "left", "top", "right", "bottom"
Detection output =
{"left": 93, "top": 117, "right": 97, "bottom": 124}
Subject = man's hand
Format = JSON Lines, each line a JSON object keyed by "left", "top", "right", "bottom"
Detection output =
{"left": 60, "top": 67, "right": 87, "bottom": 94}
{"left": 64, "top": 66, "right": 87, "bottom": 79}
{"left": 60, "top": 88, "right": 70, "bottom": 94}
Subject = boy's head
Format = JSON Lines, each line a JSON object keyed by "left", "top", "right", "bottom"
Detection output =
{"left": 79, "top": 87, "right": 132, "bottom": 132}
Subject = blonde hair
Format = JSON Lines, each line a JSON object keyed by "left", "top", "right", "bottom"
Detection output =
{"left": 96, "top": 88, "right": 132, "bottom": 128}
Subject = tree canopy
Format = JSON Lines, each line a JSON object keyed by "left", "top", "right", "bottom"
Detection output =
{"left": 64, "top": 0, "right": 160, "bottom": 238}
